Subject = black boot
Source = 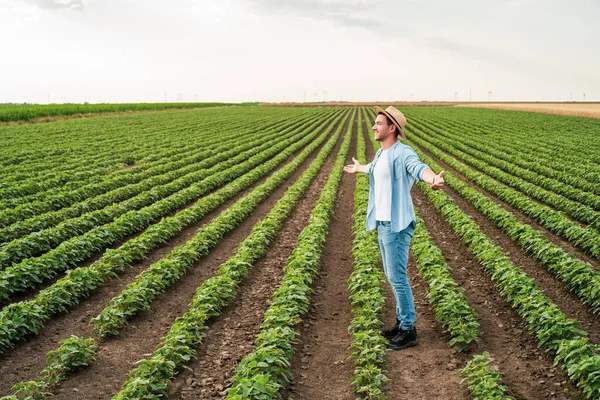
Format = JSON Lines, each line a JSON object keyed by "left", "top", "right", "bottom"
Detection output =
{"left": 381, "top": 320, "right": 401, "bottom": 339}
{"left": 388, "top": 327, "right": 418, "bottom": 350}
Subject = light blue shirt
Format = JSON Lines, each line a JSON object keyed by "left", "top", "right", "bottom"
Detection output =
{"left": 364, "top": 141, "right": 429, "bottom": 232}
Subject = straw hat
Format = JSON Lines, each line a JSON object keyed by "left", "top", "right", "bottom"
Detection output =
{"left": 374, "top": 106, "right": 407, "bottom": 140}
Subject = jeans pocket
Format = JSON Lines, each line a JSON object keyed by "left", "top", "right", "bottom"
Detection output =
{"left": 400, "top": 232, "right": 412, "bottom": 246}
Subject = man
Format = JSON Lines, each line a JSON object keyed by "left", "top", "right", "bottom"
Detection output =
{"left": 344, "top": 106, "right": 445, "bottom": 350}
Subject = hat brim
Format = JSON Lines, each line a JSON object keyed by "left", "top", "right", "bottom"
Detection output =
{"left": 374, "top": 106, "right": 406, "bottom": 140}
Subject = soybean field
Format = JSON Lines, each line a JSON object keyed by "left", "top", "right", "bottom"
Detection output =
{"left": 0, "top": 105, "right": 599, "bottom": 400}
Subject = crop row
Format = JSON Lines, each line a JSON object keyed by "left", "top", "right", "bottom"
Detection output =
{"left": 347, "top": 108, "right": 389, "bottom": 399}
{"left": 411, "top": 211, "right": 481, "bottom": 351}
{"left": 1, "top": 115, "right": 163, "bottom": 170}
{"left": 0, "top": 111, "right": 339, "bottom": 297}
{"left": 0, "top": 114, "right": 217, "bottom": 192}
{"left": 416, "top": 173, "right": 600, "bottom": 399}
{"left": 92, "top": 110, "right": 348, "bottom": 337}
{"left": 0, "top": 108, "right": 299, "bottom": 205}
{"left": 0, "top": 110, "right": 333, "bottom": 266}
{"left": 409, "top": 113, "right": 600, "bottom": 194}
{"left": 0, "top": 110, "right": 321, "bottom": 222}
{"left": 407, "top": 123, "right": 600, "bottom": 230}
{"left": 109, "top": 108, "right": 352, "bottom": 400}
{"left": 457, "top": 352, "right": 515, "bottom": 400}
{"left": 0, "top": 129, "right": 214, "bottom": 226}
{"left": 225, "top": 112, "right": 352, "bottom": 399}
{"left": 0, "top": 102, "right": 236, "bottom": 123}
{"left": 409, "top": 141, "right": 600, "bottom": 314}
{"left": 0, "top": 109, "right": 348, "bottom": 355}
{"left": 0, "top": 113, "right": 208, "bottom": 179}
{"left": 0, "top": 108, "right": 294, "bottom": 184}
{"left": 0, "top": 125, "right": 285, "bottom": 263}
{"left": 0, "top": 108, "right": 310, "bottom": 204}
{"left": 0, "top": 128, "right": 308, "bottom": 296}
{"left": 406, "top": 107, "right": 600, "bottom": 168}
{"left": 0, "top": 336, "right": 96, "bottom": 400}
{"left": 408, "top": 111, "right": 600, "bottom": 188}
{"left": 408, "top": 118, "right": 600, "bottom": 211}
{"left": 407, "top": 130, "right": 600, "bottom": 260}
{"left": 0, "top": 113, "right": 279, "bottom": 199}
{"left": 432, "top": 113, "right": 600, "bottom": 193}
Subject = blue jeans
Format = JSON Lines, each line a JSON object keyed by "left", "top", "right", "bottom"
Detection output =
{"left": 377, "top": 220, "right": 416, "bottom": 330}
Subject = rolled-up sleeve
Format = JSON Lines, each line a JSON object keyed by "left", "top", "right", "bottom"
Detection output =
{"left": 364, "top": 162, "right": 373, "bottom": 175}
{"left": 404, "top": 148, "right": 429, "bottom": 182}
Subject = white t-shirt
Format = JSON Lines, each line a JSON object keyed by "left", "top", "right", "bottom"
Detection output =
{"left": 373, "top": 149, "right": 392, "bottom": 222}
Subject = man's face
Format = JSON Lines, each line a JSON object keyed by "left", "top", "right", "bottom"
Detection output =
{"left": 372, "top": 114, "right": 393, "bottom": 142}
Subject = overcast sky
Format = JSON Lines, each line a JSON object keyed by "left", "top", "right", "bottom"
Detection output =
{"left": 1, "top": 0, "right": 599, "bottom": 103}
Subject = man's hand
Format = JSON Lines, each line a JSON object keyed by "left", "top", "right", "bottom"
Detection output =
{"left": 344, "top": 157, "right": 365, "bottom": 174}
{"left": 431, "top": 170, "right": 445, "bottom": 190}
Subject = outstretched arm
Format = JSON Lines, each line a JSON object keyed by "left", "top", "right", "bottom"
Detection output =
{"left": 421, "top": 168, "right": 445, "bottom": 190}
{"left": 343, "top": 157, "right": 367, "bottom": 174}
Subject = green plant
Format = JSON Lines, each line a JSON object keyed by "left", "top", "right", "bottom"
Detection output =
{"left": 3, "top": 336, "right": 96, "bottom": 400}
{"left": 458, "top": 352, "right": 515, "bottom": 400}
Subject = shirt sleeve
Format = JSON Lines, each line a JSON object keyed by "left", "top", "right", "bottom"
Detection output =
{"left": 404, "top": 147, "right": 429, "bottom": 182}
{"left": 365, "top": 149, "right": 382, "bottom": 175}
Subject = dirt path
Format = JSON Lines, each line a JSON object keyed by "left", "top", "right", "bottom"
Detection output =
{"left": 380, "top": 254, "right": 469, "bottom": 399}
{"left": 164, "top": 114, "right": 350, "bottom": 399}
{"left": 282, "top": 114, "right": 358, "bottom": 400}
{"left": 0, "top": 116, "right": 341, "bottom": 396}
